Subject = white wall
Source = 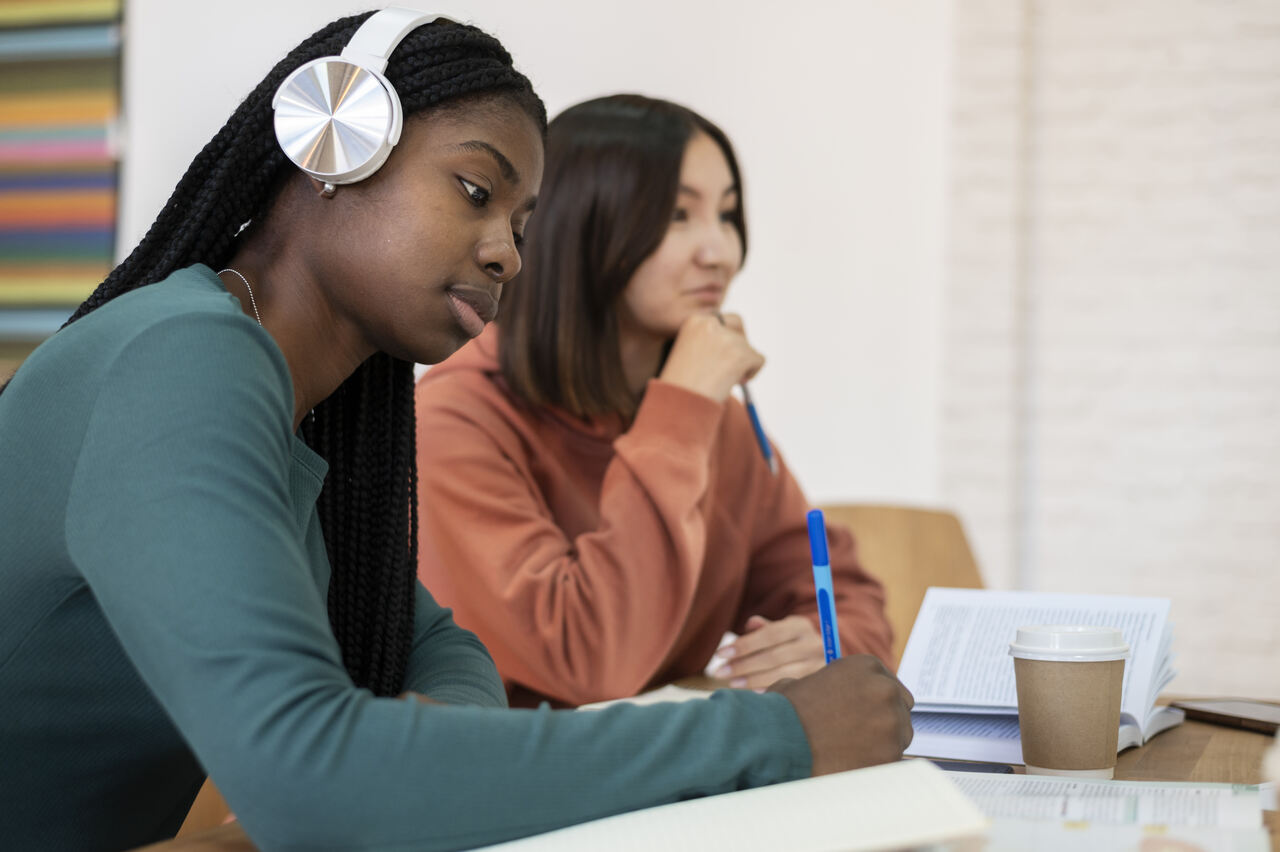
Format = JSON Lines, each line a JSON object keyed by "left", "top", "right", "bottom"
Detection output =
{"left": 120, "top": 0, "right": 954, "bottom": 506}
{"left": 942, "top": 0, "right": 1280, "bottom": 699}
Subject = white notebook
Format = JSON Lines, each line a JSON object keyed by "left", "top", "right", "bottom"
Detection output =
{"left": 475, "top": 759, "right": 987, "bottom": 852}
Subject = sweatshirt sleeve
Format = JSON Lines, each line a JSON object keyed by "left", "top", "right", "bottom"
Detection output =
{"left": 734, "top": 443, "right": 894, "bottom": 666}
{"left": 65, "top": 316, "right": 812, "bottom": 852}
{"left": 416, "top": 378, "right": 725, "bottom": 706}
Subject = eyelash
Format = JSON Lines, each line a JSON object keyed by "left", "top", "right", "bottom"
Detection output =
{"left": 671, "top": 207, "right": 737, "bottom": 223}
{"left": 461, "top": 177, "right": 524, "bottom": 248}
{"left": 460, "top": 178, "right": 490, "bottom": 207}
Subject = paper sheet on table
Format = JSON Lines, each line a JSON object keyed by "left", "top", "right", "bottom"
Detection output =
{"left": 476, "top": 759, "right": 987, "bottom": 852}
{"left": 944, "top": 771, "right": 1265, "bottom": 828}
{"left": 983, "top": 818, "right": 1270, "bottom": 852}
{"left": 577, "top": 684, "right": 711, "bottom": 711}
{"left": 1258, "top": 781, "right": 1276, "bottom": 811}
{"left": 946, "top": 772, "right": 1270, "bottom": 852}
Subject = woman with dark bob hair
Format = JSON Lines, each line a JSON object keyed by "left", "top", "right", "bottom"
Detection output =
{"left": 415, "top": 94, "right": 894, "bottom": 709}
{"left": 0, "top": 14, "right": 910, "bottom": 852}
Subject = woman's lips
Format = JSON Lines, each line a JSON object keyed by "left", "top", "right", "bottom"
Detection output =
{"left": 685, "top": 285, "right": 725, "bottom": 305}
{"left": 446, "top": 285, "right": 499, "bottom": 339}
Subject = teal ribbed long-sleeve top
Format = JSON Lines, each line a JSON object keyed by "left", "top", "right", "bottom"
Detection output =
{"left": 0, "top": 265, "right": 811, "bottom": 852}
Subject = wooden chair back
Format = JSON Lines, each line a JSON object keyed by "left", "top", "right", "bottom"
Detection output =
{"left": 818, "top": 504, "right": 984, "bottom": 667}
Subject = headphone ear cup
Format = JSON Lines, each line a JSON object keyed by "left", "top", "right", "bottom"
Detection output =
{"left": 272, "top": 56, "right": 405, "bottom": 186}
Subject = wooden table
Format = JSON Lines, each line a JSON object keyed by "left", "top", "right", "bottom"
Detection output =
{"left": 1114, "top": 717, "right": 1277, "bottom": 850}
{"left": 136, "top": 715, "right": 1277, "bottom": 851}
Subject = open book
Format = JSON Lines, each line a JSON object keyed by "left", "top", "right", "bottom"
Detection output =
{"left": 898, "top": 588, "right": 1184, "bottom": 764}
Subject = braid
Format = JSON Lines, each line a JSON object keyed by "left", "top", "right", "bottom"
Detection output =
{"left": 302, "top": 354, "right": 421, "bottom": 695}
{"left": 51, "top": 13, "right": 545, "bottom": 697}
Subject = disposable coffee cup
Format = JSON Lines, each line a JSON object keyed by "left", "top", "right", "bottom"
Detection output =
{"left": 1009, "top": 625, "right": 1129, "bottom": 779}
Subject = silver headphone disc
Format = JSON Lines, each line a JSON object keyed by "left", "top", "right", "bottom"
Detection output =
{"left": 274, "top": 59, "right": 394, "bottom": 181}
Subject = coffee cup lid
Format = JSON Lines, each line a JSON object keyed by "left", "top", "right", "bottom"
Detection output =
{"left": 1008, "top": 625, "right": 1130, "bottom": 662}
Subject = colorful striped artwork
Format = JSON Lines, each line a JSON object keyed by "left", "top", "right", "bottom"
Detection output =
{"left": 0, "top": 1, "right": 120, "bottom": 28}
{"left": 0, "top": 3, "right": 121, "bottom": 305}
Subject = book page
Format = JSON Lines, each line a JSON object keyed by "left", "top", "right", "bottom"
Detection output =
{"left": 984, "top": 819, "right": 1270, "bottom": 852}
{"left": 944, "top": 772, "right": 1265, "bottom": 829}
{"left": 476, "top": 760, "right": 988, "bottom": 852}
{"left": 906, "top": 712, "right": 1024, "bottom": 763}
{"left": 898, "top": 588, "right": 1170, "bottom": 720}
{"left": 905, "top": 712, "right": 1162, "bottom": 761}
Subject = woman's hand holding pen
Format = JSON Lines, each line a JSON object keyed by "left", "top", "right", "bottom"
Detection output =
{"left": 660, "top": 312, "right": 764, "bottom": 403}
{"left": 770, "top": 655, "right": 915, "bottom": 775}
{"left": 709, "top": 615, "right": 826, "bottom": 688}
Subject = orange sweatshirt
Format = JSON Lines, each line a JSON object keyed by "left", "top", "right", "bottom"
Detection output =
{"left": 415, "top": 328, "right": 892, "bottom": 707}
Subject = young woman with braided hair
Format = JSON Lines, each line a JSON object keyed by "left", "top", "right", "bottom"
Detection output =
{"left": 0, "top": 11, "right": 912, "bottom": 852}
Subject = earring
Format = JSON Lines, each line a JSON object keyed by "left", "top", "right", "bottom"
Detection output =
{"left": 320, "top": 182, "right": 336, "bottom": 198}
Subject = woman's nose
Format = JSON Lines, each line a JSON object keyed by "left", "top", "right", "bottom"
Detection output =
{"left": 477, "top": 232, "right": 522, "bottom": 283}
{"left": 694, "top": 218, "right": 739, "bottom": 268}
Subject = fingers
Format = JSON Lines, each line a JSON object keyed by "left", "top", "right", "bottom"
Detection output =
{"left": 713, "top": 315, "right": 764, "bottom": 382}
{"left": 718, "top": 312, "right": 745, "bottom": 334}
{"left": 900, "top": 707, "right": 915, "bottom": 751}
{"left": 725, "top": 615, "right": 814, "bottom": 658}
{"left": 661, "top": 313, "right": 764, "bottom": 403}
{"left": 894, "top": 685, "right": 915, "bottom": 751}
{"left": 739, "top": 658, "right": 826, "bottom": 690}
{"left": 726, "top": 642, "right": 823, "bottom": 685}
{"left": 773, "top": 654, "right": 917, "bottom": 775}
{"left": 857, "top": 653, "right": 914, "bottom": 711}
{"left": 715, "top": 616, "right": 825, "bottom": 688}
{"left": 729, "top": 636, "right": 824, "bottom": 684}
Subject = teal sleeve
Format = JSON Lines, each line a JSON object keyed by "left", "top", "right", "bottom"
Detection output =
{"left": 65, "top": 314, "right": 812, "bottom": 852}
{"left": 404, "top": 582, "right": 507, "bottom": 707}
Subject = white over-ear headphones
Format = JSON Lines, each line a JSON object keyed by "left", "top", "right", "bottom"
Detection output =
{"left": 272, "top": 7, "right": 455, "bottom": 194}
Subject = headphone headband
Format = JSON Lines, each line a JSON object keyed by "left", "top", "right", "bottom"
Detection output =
{"left": 273, "top": 8, "right": 458, "bottom": 189}
{"left": 342, "top": 7, "right": 449, "bottom": 75}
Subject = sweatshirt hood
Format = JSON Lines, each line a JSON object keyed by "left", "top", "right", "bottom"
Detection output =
{"left": 419, "top": 324, "right": 627, "bottom": 443}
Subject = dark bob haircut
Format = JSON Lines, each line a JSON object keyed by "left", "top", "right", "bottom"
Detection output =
{"left": 498, "top": 94, "right": 746, "bottom": 418}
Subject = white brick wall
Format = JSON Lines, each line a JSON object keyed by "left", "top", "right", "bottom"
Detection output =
{"left": 942, "top": 0, "right": 1031, "bottom": 592}
{"left": 943, "top": 0, "right": 1280, "bottom": 699}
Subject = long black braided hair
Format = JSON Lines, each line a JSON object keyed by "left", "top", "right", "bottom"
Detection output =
{"left": 50, "top": 13, "right": 545, "bottom": 696}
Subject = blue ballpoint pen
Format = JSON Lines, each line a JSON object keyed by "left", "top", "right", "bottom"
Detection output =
{"left": 738, "top": 382, "right": 777, "bottom": 475}
{"left": 713, "top": 311, "right": 777, "bottom": 475}
{"left": 807, "top": 509, "right": 842, "bottom": 664}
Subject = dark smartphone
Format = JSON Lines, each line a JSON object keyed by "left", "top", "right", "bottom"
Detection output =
{"left": 928, "top": 759, "right": 1016, "bottom": 774}
{"left": 1169, "top": 699, "right": 1280, "bottom": 735}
